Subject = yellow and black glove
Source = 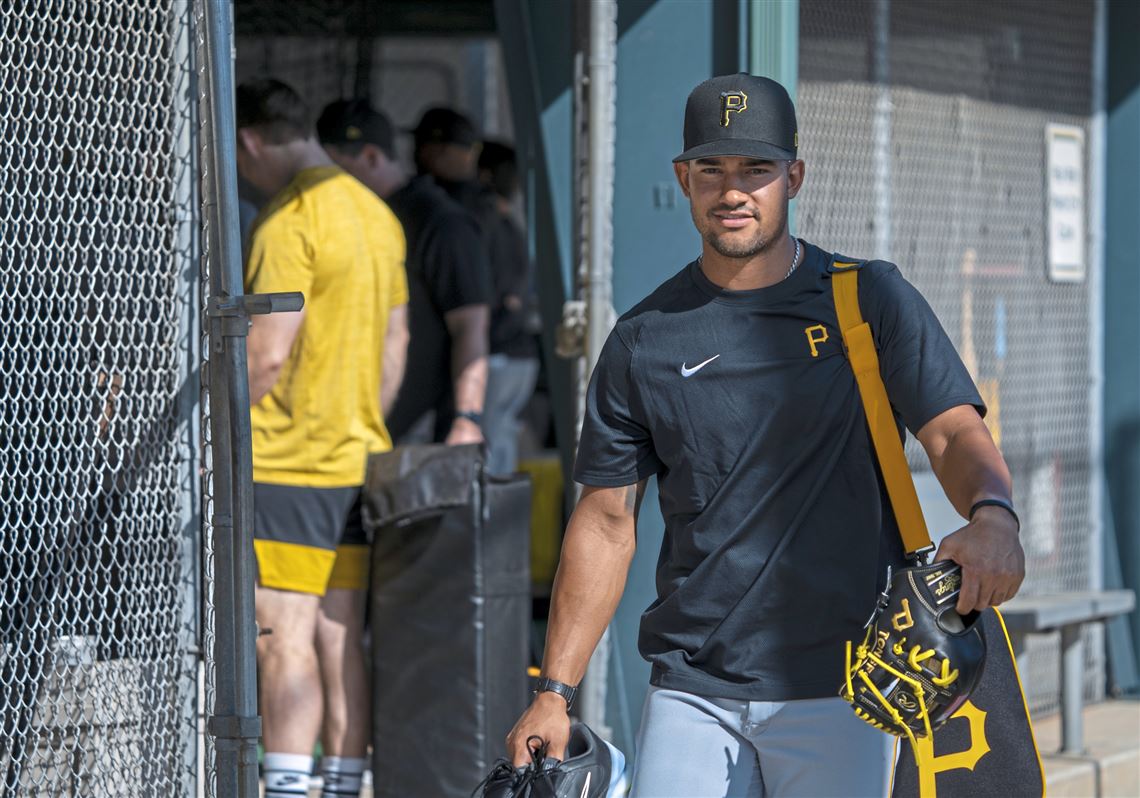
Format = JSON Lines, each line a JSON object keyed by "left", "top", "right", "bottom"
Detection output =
{"left": 840, "top": 561, "right": 986, "bottom": 747}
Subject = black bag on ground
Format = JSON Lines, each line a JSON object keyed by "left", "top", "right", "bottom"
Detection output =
{"left": 364, "top": 444, "right": 531, "bottom": 797}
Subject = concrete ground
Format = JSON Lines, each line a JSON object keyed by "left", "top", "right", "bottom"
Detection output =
{"left": 292, "top": 700, "right": 1140, "bottom": 797}
{"left": 1037, "top": 699, "right": 1140, "bottom": 798}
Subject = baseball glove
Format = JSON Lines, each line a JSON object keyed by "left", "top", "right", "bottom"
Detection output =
{"left": 840, "top": 560, "right": 986, "bottom": 745}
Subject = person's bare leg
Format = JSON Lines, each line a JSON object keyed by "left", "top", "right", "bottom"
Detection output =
{"left": 315, "top": 587, "right": 370, "bottom": 756}
{"left": 256, "top": 586, "right": 323, "bottom": 753}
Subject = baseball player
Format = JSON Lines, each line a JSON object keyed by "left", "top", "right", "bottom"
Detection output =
{"left": 506, "top": 73, "right": 1024, "bottom": 796}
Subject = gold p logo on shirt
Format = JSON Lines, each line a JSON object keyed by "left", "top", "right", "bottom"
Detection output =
{"left": 804, "top": 324, "right": 829, "bottom": 358}
{"left": 720, "top": 91, "right": 748, "bottom": 127}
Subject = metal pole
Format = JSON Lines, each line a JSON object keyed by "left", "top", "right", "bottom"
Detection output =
{"left": 1071, "top": 1, "right": 1108, "bottom": 734}
{"left": 584, "top": 0, "right": 617, "bottom": 371}
{"left": 1059, "top": 624, "right": 1085, "bottom": 754}
{"left": 1089, "top": 0, "right": 1107, "bottom": 594}
{"left": 872, "top": 0, "right": 892, "bottom": 261}
{"left": 199, "top": 1, "right": 262, "bottom": 795}
{"left": 748, "top": 0, "right": 798, "bottom": 231}
{"left": 577, "top": 0, "right": 618, "bottom": 740}
{"left": 1086, "top": 0, "right": 1111, "bottom": 700}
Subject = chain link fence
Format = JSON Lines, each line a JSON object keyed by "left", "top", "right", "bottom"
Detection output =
{"left": 799, "top": 0, "right": 1098, "bottom": 716}
{"left": 0, "top": 1, "right": 202, "bottom": 795}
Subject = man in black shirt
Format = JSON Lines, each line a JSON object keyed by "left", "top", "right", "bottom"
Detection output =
{"left": 318, "top": 100, "right": 491, "bottom": 445}
{"left": 413, "top": 111, "right": 542, "bottom": 474}
{"left": 506, "top": 74, "right": 1024, "bottom": 795}
{"left": 474, "top": 142, "right": 540, "bottom": 475}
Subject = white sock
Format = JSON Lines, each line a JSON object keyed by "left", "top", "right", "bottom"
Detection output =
{"left": 264, "top": 752, "right": 312, "bottom": 798}
{"left": 320, "top": 756, "right": 366, "bottom": 798}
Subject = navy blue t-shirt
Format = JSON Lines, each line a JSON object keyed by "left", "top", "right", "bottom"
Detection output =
{"left": 573, "top": 241, "right": 984, "bottom": 701}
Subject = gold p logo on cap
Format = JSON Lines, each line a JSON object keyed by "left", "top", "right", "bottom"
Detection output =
{"left": 720, "top": 91, "right": 748, "bottom": 127}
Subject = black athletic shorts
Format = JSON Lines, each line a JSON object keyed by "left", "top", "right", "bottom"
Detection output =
{"left": 252, "top": 482, "right": 368, "bottom": 595}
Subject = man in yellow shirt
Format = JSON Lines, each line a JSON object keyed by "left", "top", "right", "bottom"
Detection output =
{"left": 235, "top": 78, "right": 409, "bottom": 798}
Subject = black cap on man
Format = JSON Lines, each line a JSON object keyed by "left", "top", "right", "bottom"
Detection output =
{"left": 412, "top": 107, "right": 479, "bottom": 149}
{"left": 316, "top": 98, "right": 396, "bottom": 159}
{"left": 413, "top": 107, "right": 481, "bottom": 185}
{"left": 674, "top": 73, "right": 798, "bottom": 163}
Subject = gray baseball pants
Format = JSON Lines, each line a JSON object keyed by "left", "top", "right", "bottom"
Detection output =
{"left": 629, "top": 686, "right": 898, "bottom": 797}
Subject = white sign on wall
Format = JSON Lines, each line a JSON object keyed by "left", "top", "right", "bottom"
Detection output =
{"left": 1046, "top": 123, "right": 1086, "bottom": 283}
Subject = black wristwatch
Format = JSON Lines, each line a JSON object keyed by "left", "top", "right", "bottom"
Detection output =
{"left": 534, "top": 677, "right": 578, "bottom": 710}
{"left": 455, "top": 409, "right": 483, "bottom": 427}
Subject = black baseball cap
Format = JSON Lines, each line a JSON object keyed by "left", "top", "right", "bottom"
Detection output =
{"left": 316, "top": 98, "right": 395, "bottom": 156}
{"left": 412, "top": 107, "right": 479, "bottom": 148}
{"left": 674, "top": 73, "right": 798, "bottom": 163}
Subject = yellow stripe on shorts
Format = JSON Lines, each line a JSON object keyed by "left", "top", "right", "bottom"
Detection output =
{"left": 254, "top": 539, "right": 337, "bottom": 596}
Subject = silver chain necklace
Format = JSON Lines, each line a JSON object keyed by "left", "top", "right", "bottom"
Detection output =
{"left": 785, "top": 237, "right": 802, "bottom": 279}
{"left": 699, "top": 238, "right": 802, "bottom": 282}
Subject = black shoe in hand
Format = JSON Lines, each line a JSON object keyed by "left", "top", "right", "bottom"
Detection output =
{"left": 473, "top": 722, "right": 625, "bottom": 798}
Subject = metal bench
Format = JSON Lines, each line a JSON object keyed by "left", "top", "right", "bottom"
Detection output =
{"left": 1000, "top": 590, "right": 1135, "bottom": 754}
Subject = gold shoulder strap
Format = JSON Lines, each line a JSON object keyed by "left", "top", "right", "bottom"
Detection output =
{"left": 832, "top": 262, "right": 934, "bottom": 557}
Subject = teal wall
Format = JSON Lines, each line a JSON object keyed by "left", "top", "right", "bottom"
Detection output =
{"left": 606, "top": 0, "right": 726, "bottom": 755}
{"left": 495, "top": 0, "right": 577, "bottom": 483}
{"left": 1104, "top": 0, "right": 1140, "bottom": 686}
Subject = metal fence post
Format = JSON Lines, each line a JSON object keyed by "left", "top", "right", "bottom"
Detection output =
{"left": 198, "top": 1, "right": 261, "bottom": 796}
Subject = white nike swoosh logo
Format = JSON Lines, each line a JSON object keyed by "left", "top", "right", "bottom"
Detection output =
{"left": 579, "top": 772, "right": 591, "bottom": 798}
{"left": 680, "top": 354, "right": 720, "bottom": 377}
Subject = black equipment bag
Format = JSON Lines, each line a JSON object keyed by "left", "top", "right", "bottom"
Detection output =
{"left": 892, "top": 609, "right": 1045, "bottom": 798}
{"left": 363, "top": 444, "right": 531, "bottom": 797}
